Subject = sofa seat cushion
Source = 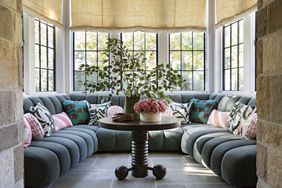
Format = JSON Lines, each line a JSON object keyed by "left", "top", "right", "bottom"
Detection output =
{"left": 181, "top": 125, "right": 226, "bottom": 155}
{"left": 24, "top": 147, "right": 60, "bottom": 188}
{"left": 30, "top": 141, "right": 71, "bottom": 176}
{"left": 210, "top": 139, "right": 256, "bottom": 176}
{"left": 66, "top": 126, "right": 99, "bottom": 152}
{"left": 58, "top": 129, "right": 95, "bottom": 156}
{"left": 193, "top": 132, "right": 232, "bottom": 164}
{"left": 221, "top": 145, "right": 257, "bottom": 187}
{"left": 43, "top": 136, "right": 80, "bottom": 168}
{"left": 201, "top": 136, "right": 243, "bottom": 168}
{"left": 51, "top": 132, "right": 88, "bottom": 162}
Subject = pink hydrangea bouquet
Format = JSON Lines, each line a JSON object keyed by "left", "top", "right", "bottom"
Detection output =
{"left": 134, "top": 99, "right": 168, "bottom": 114}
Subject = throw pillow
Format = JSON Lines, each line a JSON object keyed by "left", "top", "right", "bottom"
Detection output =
{"left": 242, "top": 113, "right": 257, "bottom": 140}
{"left": 23, "top": 117, "right": 32, "bottom": 147}
{"left": 107, "top": 105, "right": 124, "bottom": 117}
{"left": 207, "top": 110, "right": 230, "bottom": 128}
{"left": 63, "top": 100, "right": 90, "bottom": 125}
{"left": 226, "top": 102, "right": 256, "bottom": 133}
{"left": 217, "top": 96, "right": 230, "bottom": 111}
{"left": 52, "top": 112, "right": 73, "bottom": 131}
{"left": 170, "top": 102, "right": 193, "bottom": 124}
{"left": 88, "top": 101, "right": 111, "bottom": 126}
{"left": 190, "top": 98, "right": 218, "bottom": 124}
{"left": 24, "top": 113, "right": 45, "bottom": 140}
{"left": 30, "top": 103, "right": 55, "bottom": 136}
{"left": 163, "top": 107, "right": 173, "bottom": 117}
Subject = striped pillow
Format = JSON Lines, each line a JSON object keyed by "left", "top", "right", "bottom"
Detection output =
{"left": 207, "top": 110, "right": 230, "bottom": 128}
{"left": 23, "top": 117, "right": 32, "bottom": 147}
{"left": 24, "top": 113, "right": 44, "bottom": 140}
{"left": 52, "top": 112, "right": 73, "bottom": 131}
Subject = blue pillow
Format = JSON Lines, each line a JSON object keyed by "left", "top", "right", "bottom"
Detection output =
{"left": 190, "top": 98, "right": 218, "bottom": 124}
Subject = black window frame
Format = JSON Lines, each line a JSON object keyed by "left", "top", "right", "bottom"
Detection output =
{"left": 169, "top": 32, "right": 206, "bottom": 91}
{"left": 222, "top": 19, "right": 244, "bottom": 91}
{"left": 34, "top": 19, "right": 56, "bottom": 92}
{"left": 73, "top": 31, "right": 110, "bottom": 91}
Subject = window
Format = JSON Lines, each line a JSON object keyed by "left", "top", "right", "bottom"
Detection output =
{"left": 73, "top": 32, "right": 109, "bottom": 91}
{"left": 121, "top": 32, "right": 158, "bottom": 71}
{"left": 34, "top": 19, "right": 55, "bottom": 91}
{"left": 223, "top": 20, "right": 244, "bottom": 91}
{"left": 169, "top": 32, "right": 205, "bottom": 90}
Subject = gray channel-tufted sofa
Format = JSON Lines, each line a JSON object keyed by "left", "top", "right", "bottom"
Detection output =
{"left": 23, "top": 92, "right": 257, "bottom": 188}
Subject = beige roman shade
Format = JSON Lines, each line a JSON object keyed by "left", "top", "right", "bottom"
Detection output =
{"left": 70, "top": 0, "right": 207, "bottom": 31}
{"left": 215, "top": 0, "right": 257, "bottom": 27}
{"left": 23, "top": 0, "right": 63, "bottom": 27}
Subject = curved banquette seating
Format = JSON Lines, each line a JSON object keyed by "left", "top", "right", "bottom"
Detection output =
{"left": 23, "top": 92, "right": 257, "bottom": 188}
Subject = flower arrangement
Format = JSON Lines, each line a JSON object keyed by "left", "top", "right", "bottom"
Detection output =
{"left": 134, "top": 99, "right": 168, "bottom": 114}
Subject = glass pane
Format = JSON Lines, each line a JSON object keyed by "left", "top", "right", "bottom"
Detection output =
{"left": 231, "top": 68, "right": 238, "bottom": 90}
{"left": 86, "top": 32, "right": 97, "bottom": 50}
{"left": 170, "top": 33, "right": 181, "bottom": 50}
{"left": 48, "top": 70, "right": 54, "bottom": 91}
{"left": 35, "top": 68, "right": 40, "bottom": 92}
{"left": 231, "top": 23, "right": 238, "bottom": 45}
{"left": 35, "top": 45, "right": 40, "bottom": 68}
{"left": 98, "top": 51, "right": 108, "bottom": 68}
{"left": 170, "top": 51, "right": 181, "bottom": 70}
{"left": 41, "top": 69, "right": 48, "bottom": 91}
{"left": 182, "top": 51, "right": 192, "bottom": 70}
{"left": 35, "top": 20, "right": 39, "bottom": 44}
{"left": 224, "top": 26, "right": 230, "bottom": 47}
{"left": 193, "top": 32, "right": 204, "bottom": 50}
{"left": 193, "top": 71, "right": 204, "bottom": 91}
{"left": 86, "top": 52, "right": 97, "bottom": 66}
{"left": 41, "top": 46, "right": 47, "bottom": 68}
{"left": 74, "top": 71, "right": 85, "bottom": 91}
{"left": 74, "top": 31, "right": 85, "bottom": 50}
{"left": 224, "top": 48, "right": 230, "bottom": 69}
{"left": 145, "top": 52, "right": 156, "bottom": 70}
{"left": 48, "top": 50, "right": 54, "bottom": 69}
{"left": 122, "top": 33, "right": 133, "bottom": 50}
{"left": 194, "top": 51, "right": 204, "bottom": 71}
{"left": 40, "top": 23, "right": 47, "bottom": 46}
{"left": 239, "top": 68, "right": 244, "bottom": 90}
{"left": 98, "top": 33, "right": 108, "bottom": 50}
{"left": 224, "top": 69, "right": 230, "bottom": 90}
{"left": 48, "top": 26, "right": 54, "bottom": 48}
{"left": 146, "top": 33, "right": 156, "bottom": 50}
{"left": 134, "top": 32, "right": 145, "bottom": 50}
{"left": 231, "top": 46, "right": 238, "bottom": 68}
{"left": 87, "top": 71, "right": 98, "bottom": 83}
{"left": 182, "top": 71, "right": 192, "bottom": 90}
{"left": 239, "top": 20, "right": 244, "bottom": 43}
{"left": 182, "top": 32, "right": 192, "bottom": 50}
{"left": 239, "top": 44, "right": 244, "bottom": 67}
{"left": 74, "top": 52, "right": 85, "bottom": 70}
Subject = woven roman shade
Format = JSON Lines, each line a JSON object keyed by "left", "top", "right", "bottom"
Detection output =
{"left": 215, "top": 0, "right": 257, "bottom": 27}
{"left": 23, "top": 0, "right": 63, "bottom": 27}
{"left": 70, "top": 0, "right": 207, "bottom": 31}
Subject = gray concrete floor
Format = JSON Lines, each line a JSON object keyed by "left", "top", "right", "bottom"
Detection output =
{"left": 51, "top": 153, "right": 232, "bottom": 188}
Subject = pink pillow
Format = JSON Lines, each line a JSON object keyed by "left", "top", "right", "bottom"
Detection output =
{"left": 23, "top": 117, "right": 32, "bottom": 147}
{"left": 207, "top": 110, "right": 230, "bottom": 128}
{"left": 52, "top": 112, "right": 73, "bottom": 131}
{"left": 24, "top": 113, "right": 44, "bottom": 140}
{"left": 106, "top": 106, "right": 124, "bottom": 117}
{"left": 242, "top": 113, "right": 257, "bottom": 140}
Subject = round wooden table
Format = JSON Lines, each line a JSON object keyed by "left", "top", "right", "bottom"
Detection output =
{"left": 99, "top": 116, "right": 180, "bottom": 180}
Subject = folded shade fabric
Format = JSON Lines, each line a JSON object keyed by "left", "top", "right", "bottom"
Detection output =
{"left": 215, "top": 0, "right": 257, "bottom": 27}
{"left": 23, "top": 0, "right": 63, "bottom": 27}
{"left": 70, "top": 0, "right": 207, "bottom": 32}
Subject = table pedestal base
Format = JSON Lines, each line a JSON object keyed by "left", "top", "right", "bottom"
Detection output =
{"left": 115, "top": 131, "right": 166, "bottom": 180}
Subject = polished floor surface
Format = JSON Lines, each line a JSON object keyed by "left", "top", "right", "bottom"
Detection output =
{"left": 51, "top": 153, "right": 232, "bottom": 188}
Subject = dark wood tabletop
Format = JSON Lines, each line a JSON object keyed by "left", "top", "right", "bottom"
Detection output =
{"left": 99, "top": 116, "right": 181, "bottom": 131}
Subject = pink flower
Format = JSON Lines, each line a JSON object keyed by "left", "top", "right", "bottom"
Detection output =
{"left": 134, "top": 98, "right": 168, "bottom": 113}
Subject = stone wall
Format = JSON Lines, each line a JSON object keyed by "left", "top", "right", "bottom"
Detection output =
{"left": 0, "top": 0, "right": 24, "bottom": 187}
{"left": 256, "top": 0, "right": 282, "bottom": 187}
